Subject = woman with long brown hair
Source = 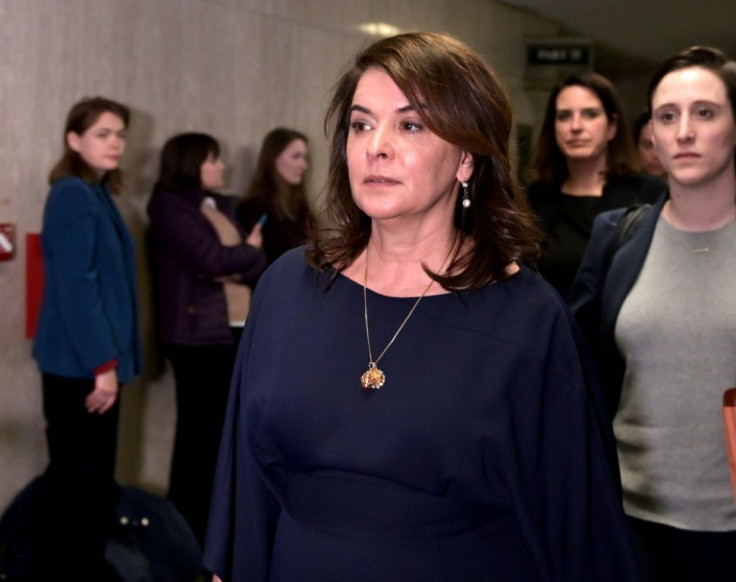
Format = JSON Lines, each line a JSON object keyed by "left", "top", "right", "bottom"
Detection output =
{"left": 236, "top": 127, "right": 312, "bottom": 266}
{"left": 528, "top": 73, "right": 664, "bottom": 299}
{"left": 205, "top": 33, "right": 639, "bottom": 581}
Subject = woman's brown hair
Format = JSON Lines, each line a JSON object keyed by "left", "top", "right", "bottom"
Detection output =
{"left": 242, "top": 127, "right": 309, "bottom": 222}
{"left": 48, "top": 96, "right": 130, "bottom": 194}
{"left": 529, "top": 72, "right": 639, "bottom": 188}
{"left": 307, "top": 31, "right": 540, "bottom": 290}
{"left": 647, "top": 46, "right": 736, "bottom": 118}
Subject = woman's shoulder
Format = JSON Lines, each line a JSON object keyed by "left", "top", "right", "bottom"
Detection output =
{"left": 457, "top": 266, "right": 573, "bottom": 339}
{"left": 607, "top": 173, "right": 666, "bottom": 203}
{"left": 501, "top": 265, "right": 569, "bottom": 311}
{"left": 45, "top": 177, "right": 102, "bottom": 217}
{"left": 525, "top": 181, "right": 559, "bottom": 202}
{"left": 147, "top": 188, "right": 204, "bottom": 214}
{"left": 48, "top": 176, "right": 95, "bottom": 198}
{"left": 259, "top": 246, "right": 311, "bottom": 281}
{"left": 525, "top": 181, "right": 561, "bottom": 226}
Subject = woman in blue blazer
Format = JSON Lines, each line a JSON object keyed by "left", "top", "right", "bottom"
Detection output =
{"left": 32, "top": 96, "right": 142, "bottom": 580}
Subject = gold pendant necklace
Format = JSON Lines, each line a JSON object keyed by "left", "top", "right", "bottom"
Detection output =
{"left": 361, "top": 256, "right": 441, "bottom": 391}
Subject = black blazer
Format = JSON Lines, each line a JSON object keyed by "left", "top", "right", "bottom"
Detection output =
{"left": 569, "top": 193, "right": 668, "bottom": 419}
{"left": 527, "top": 174, "right": 666, "bottom": 299}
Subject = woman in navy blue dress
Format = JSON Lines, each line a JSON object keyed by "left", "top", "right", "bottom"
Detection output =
{"left": 204, "top": 32, "right": 640, "bottom": 581}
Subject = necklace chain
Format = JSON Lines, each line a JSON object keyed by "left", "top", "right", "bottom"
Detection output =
{"left": 664, "top": 202, "right": 723, "bottom": 254}
{"left": 360, "top": 255, "right": 442, "bottom": 390}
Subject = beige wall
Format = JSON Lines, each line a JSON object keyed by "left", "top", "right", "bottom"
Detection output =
{"left": 0, "top": 0, "right": 558, "bottom": 509}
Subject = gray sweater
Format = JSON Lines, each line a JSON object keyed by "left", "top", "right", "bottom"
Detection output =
{"left": 614, "top": 215, "right": 736, "bottom": 531}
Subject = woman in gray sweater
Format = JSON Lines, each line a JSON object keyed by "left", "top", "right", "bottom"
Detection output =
{"left": 571, "top": 46, "right": 736, "bottom": 580}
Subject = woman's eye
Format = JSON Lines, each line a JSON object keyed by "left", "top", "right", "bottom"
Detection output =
{"left": 657, "top": 111, "right": 676, "bottom": 123}
{"left": 350, "top": 120, "right": 371, "bottom": 133}
{"left": 555, "top": 112, "right": 571, "bottom": 122}
{"left": 582, "top": 109, "right": 600, "bottom": 119}
{"left": 696, "top": 108, "right": 714, "bottom": 119}
{"left": 401, "top": 120, "right": 422, "bottom": 132}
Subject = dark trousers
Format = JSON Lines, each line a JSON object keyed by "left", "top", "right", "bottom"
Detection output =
{"left": 628, "top": 515, "right": 736, "bottom": 582}
{"left": 166, "top": 332, "right": 239, "bottom": 545}
{"left": 39, "top": 373, "right": 120, "bottom": 581}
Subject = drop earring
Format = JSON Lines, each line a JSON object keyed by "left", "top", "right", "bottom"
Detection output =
{"left": 461, "top": 181, "right": 471, "bottom": 209}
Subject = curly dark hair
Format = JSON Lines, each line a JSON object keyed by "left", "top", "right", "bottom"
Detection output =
{"left": 306, "top": 31, "right": 540, "bottom": 290}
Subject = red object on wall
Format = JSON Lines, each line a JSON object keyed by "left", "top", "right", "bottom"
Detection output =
{"left": 26, "top": 233, "right": 43, "bottom": 339}
{"left": 0, "top": 223, "right": 15, "bottom": 261}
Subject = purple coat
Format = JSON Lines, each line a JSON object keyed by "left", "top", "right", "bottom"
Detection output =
{"left": 147, "top": 188, "right": 267, "bottom": 346}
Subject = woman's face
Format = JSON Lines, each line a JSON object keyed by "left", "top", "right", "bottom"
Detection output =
{"left": 637, "top": 123, "right": 666, "bottom": 178}
{"left": 346, "top": 67, "right": 472, "bottom": 226}
{"left": 651, "top": 66, "right": 736, "bottom": 189}
{"left": 67, "top": 111, "right": 126, "bottom": 176}
{"left": 274, "top": 139, "right": 308, "bottom": 186}
{"left": 554, "top": 85, "right": 617, "bottom": 164}
{"left": 200, "top": 153, "right": 225, "bottom": 190}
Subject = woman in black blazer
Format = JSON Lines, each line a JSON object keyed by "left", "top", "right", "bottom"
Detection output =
{"left": 32, "top": 97, "right": 142, "bottom": 580}
{"left": 527, "top": 72, "right": 664, "bottom": 299}
{"left": 571, "top": 47, "right": 736, "bottom": 580}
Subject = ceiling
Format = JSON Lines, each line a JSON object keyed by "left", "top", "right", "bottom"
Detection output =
{"left": 500, "top": 0, "right": 736, "bottom": 78}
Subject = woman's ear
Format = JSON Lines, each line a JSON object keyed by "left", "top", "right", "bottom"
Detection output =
{"left": 66, "top": 131, "right": 81, "bottom": 153}
{"left": 456, "top": 151, "right": 474, "bottom": 183}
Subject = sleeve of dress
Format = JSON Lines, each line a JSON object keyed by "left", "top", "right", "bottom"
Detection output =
{"left": 202, "top": 304, "right": 281, "bottom": 582}
{"left": 568, "top": 208, "right": 624, "bottom": 346}
{"left": 516, "top": 307, "right": 641, "bottom": 581}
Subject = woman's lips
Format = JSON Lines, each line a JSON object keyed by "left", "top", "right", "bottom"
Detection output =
{"left": 365, "top": 175, "right": 400, "bottom": 184}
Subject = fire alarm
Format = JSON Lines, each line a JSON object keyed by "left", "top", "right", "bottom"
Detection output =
{"left": 0, "top": 224, "right": 15, "bottom": 261}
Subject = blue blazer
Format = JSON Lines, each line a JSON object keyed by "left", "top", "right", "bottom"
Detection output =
{"left": 33, "top": 176, "right": 143, "bottom": 383}
{"left": 569, "top": 193, "right": 667, "bottom": 418}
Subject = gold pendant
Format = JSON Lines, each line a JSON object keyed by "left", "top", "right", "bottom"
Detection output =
{"left": 361, "top": 363, "right": 385, "bottom": 390}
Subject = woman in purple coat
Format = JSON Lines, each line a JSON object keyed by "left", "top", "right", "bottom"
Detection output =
{"left": 147, "top": 132, "right": 267, "bottom": 545}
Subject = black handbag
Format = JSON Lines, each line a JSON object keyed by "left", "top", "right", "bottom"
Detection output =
{"left": 0, "top": 477, "right": 202, "bottom": 582}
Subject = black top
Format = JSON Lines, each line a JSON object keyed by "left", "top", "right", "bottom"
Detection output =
{"left": 527, "top": 174, "right": 665, "bottom": 300}
{"left": 236, "top": 195, "right": 310, "bottom": 267}
{"left": 203, "top": 248, "right": 640, "bottom": 581}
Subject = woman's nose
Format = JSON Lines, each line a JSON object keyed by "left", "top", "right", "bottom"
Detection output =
{"left": 367, "top": 126, "right": 392, "bottom": 159}
{"left": 676, "top": 116, "right": 695, "bottom": 141}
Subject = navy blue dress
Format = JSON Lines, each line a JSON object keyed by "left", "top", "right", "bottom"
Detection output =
{"left": 204, "top": 249, "right": 640, "bottom": 581}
